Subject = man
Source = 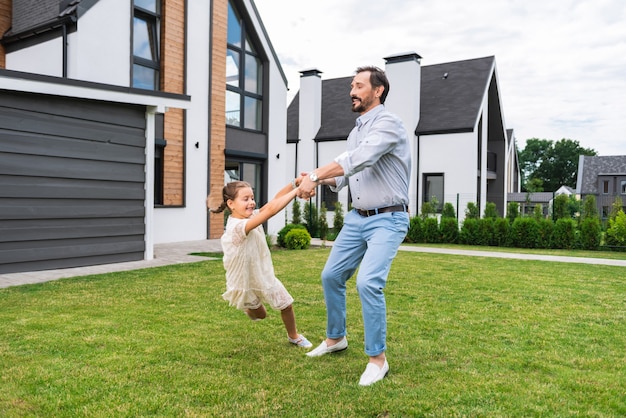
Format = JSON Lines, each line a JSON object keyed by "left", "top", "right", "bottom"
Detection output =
{"left": 298, "top": 66, "right": 411, "bottom": 386}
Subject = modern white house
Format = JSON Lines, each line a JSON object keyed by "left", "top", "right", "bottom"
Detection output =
{"left": 0, "top": 0, "right": 290, "bottom": 273}
{"left": 286, "top": 53, "right": 521, "bottom": 221}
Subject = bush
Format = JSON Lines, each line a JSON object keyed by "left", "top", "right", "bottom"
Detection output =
{"left": 303, "top": 201, "right": 319, "bottom": 237}
{"left": 406, "top": 216, "right": 423, "bottom": 243}
{"left": 506, "top": 201, "right": 520, "bottom": 224}
{"left": 439, "top": 217, "right": 459, "bottom": 244}
{"left": 422, "top": 217, "right": 440, "bottom": 243}
{"left": 441, "top": 202, "right": 456, "bottom": 219}
{"left": 291, "top": 200, "right": 302, "bottom": 224}
{"left": 492, "top": 217, "right": 510, "bottom": 247}
{"left": 459, "top": 218, "right": 479, "bottom": 245}
{"left": 510, "top": 217, "right": 539, "bottom": 248}
{"left": 551, "top": 218, "right": 577, "bottom": 249}
{"left": 284, "top": 228, "right": 311, "bottom": 250}
{"left": 483, "top": 202, "right": 498, "bottom": 219}
{"left": 277, "top": 223, "right": 307, "bottom": 248}
{"left": 319, "top": 203, "right": 329, "bottom": 240}
{"left": 333, "top": 201, "right": 344, "bottom": 234}
{"left": 605, "top": 210, "right": 626, "bottom": 246}
{"left": 552, "top": 194, "right": 569, "bottom": 221}
{"left": 535, "top": 218, "right": 554, "bottom": 249}
{"left": 476, "top": 218, "right": 494, "bottom": 246}
{"left": 579, "top": 217, "right": 601, "bottom": 250}
{"left": 465, "top": 202, "right": 479, "bottom": 220}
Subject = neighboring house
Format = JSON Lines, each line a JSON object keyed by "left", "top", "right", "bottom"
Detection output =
{"left": 0, "top": 0, "right": 289, "bottom": 273}
{"left": 507, "top": 185, "right": 576, "bottom": 218}
{"left": 507, "top": 192, "right": 554, "bottom": 217}
{"left": 286, "top": 53, "right": 520, "bottom": 221}
{"left": 576, "top": 155, "right": 626, "bottom": 220}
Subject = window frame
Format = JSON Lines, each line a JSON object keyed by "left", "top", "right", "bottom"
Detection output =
{"left": 423, "top": 173, "right": 444, "bottom": 213}
{"left": 132, "top": 1, "right": 161, "bottom": 90}
{"left": 226, "top": 0, "right": 264, "bottom": 131}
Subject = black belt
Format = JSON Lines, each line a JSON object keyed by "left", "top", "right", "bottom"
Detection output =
{"left": 356, "top": 204, "right": 407, "bottom": 217}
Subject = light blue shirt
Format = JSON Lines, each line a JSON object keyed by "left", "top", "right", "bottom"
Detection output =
{"left": 332, "top": 105, "right": 411, "bottom": 210}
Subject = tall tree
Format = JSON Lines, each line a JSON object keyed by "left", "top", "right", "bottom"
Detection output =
{"left": 518, "top": 138, "right": 597, "bottom": 192}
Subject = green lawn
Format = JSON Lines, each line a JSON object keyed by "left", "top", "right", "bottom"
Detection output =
{"left": 1, "top": 249, "right": 625, "bottom": 417}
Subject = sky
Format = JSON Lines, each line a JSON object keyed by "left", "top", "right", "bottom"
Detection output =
{"left": 254, "top": 0, "right": 626, "bottom": 156}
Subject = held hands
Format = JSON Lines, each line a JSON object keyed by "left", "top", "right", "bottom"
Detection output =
{"left": 296, "top": 171, "right": 318, "bottom": 199}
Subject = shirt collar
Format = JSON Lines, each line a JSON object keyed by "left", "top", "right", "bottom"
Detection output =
{"left": 356, "top": 104, "right": 384, "bottom": 131}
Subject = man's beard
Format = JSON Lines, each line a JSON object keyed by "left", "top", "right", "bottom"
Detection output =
{"left": 351, "top": 95, "right": 374, "bottom": 113}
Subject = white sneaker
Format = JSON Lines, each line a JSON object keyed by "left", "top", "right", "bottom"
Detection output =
{"left": 305, "top": 337, "right": 348, "bottom": 357}
{"left": 289, "top": 334, "right": 313, "bottom": 349}
{"left": 358, "top": 360, "right": 389, "bottom": 386}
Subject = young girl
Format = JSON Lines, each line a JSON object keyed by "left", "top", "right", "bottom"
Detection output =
{"left": 208, "top": 180, "right": 312, "bottom": 348}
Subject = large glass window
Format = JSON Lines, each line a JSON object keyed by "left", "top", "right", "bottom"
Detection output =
{"left": 133, "top": 1, "right": 160, "bottom": 90}
{"left": 621, "top": 180, "right": 626, "bottom": 195}
{"left": 226, "top": 1, "right": 263, "bottom": 131}
{"left": 423, "top": 173, "right": 444, "bottom": 212}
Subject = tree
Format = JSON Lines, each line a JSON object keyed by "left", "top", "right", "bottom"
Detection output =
{"left": 518, "top": 138, "right": 596, "bottom": 192}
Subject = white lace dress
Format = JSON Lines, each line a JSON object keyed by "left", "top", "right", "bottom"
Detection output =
{"left": 220, "top": 212, "right": 294, "bottom": 311}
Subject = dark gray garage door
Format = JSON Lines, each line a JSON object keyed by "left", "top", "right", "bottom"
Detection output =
{"left": 0, "top": 90, "right": 147, "bottom": 274}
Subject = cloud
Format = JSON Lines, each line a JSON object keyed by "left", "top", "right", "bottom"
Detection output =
{"left": 255, "top": 0, "right": 626, "bottom": 156}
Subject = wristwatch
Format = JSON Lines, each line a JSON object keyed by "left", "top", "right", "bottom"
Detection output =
{"left": 309, "top": 171, "right": 319, "bottom": 183}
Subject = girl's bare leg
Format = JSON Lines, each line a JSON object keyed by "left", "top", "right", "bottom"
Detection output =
{"left": 245, "top": 305, "right": 267, "bottom": 321}
{"left": 280, "top": 304, "right": 299, "bottom": 340}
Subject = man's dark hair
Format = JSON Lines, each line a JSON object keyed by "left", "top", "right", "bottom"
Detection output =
{"left": 355, "top": 66, "right": 390, "bottom": 104}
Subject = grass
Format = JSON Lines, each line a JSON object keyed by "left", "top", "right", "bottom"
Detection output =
{"left": 1, "top": 248, "right": 625, "bottom": 417}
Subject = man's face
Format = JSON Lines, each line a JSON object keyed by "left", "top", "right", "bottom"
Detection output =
{"left": 350, "top": 71, "right": 382, "bottom": 114}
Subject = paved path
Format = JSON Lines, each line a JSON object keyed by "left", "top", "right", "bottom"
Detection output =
{"left": 1, "top": 239, "right": 624, "bottom": 289}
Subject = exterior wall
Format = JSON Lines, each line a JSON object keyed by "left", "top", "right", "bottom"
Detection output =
{"left": 154, "top": 0, "right": 213, "bottom": 243}
{"left": 69, "top": 0, "right": 130, "bottom": 85}
{"left": 6, "top": 37, "right": 63, "bottom": 76}
{"left": 419, "top": 131, "right": 477, "bottom": 217}
{"left": 2, "top": 0, "right": 288, "bottom": 245}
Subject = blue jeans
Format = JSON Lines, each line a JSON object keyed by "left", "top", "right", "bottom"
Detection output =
{"left": 321, "top": 209, "right": 409, "bottom": 356}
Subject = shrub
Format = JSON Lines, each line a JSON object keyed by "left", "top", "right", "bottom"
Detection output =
{"left": 476, "top": 218, "right": 494, "bottom": 246}
{"left": 552, "top": 194, "right": 569, "bottom": 221}
{"left": 535, "top": 218, "right": 554, "bottom": 249}
{"left": 465, "top": 202, "right": 479, "bottom": 220}
{"left": 492, "top": 217, "right": 510, "bottom": 247}
{"left": 422, "top": 217, "right": 440, "bottom": 243}
{"left": 510, "top": 217, "right": 539, "bottom": 248}
{"left": 483, "top": 202, "right": 498, "bottom": 219}
{"left": 551, "top": 218, "right": 577, "bottom": 249}
{"left": 284, "top": 228, "right": 311, "bottom": 250}
{"left": 333, "top": 201, "right": 344, "bottom": 234}
{"left": 506, "top": 201, "right": 520, "bottom": 224}
{"left": 277, "top": 223, "right": 307, "bottom": 248}
{"left": 439, "top": 217, "right": 458, "bottom": 244}
{"left": 581, "top": 195, "right": 598, "bottom": 220}
{"left": 406, "top": 216, "right": 423, "bottom": 243}
{"left": 319, "top": 203, "right": 328, "bottom": 240}
{"left": 441, "top": 202, "right": 456, "bottom": 219}
{"left": 605, "top": 209, "right": 626, "bottom": 246}
{"left": 291, "top": 200, "right": 302, "bottom": 224}
{"left": 579, "top": 217, "right": 601, "bottom": 250}
{"left": 459, "top": 218, "right": 479, "bottom": 245}
{"left": 303, "top": 201, "right": 319, "bottom": 237}
{"left": 421, "top": 201, "right": 436, "bottom": 220}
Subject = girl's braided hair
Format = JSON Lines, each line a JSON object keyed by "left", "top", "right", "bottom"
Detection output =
{"left": 208, "top": 181, "right": 252, "bottom": 213}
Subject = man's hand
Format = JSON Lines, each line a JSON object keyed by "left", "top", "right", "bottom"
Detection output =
{"left": 297, "top": 171, "right": 318, "bottom": 199}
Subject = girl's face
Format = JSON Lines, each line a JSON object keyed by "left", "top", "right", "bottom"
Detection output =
{"left": 227, "top": 186, "right": 256, "bottom": 219}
